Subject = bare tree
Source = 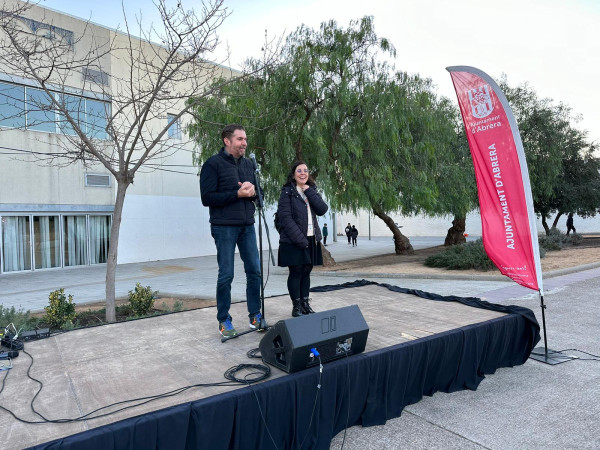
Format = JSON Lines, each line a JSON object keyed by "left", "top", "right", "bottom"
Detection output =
{"left": 0, "top": 0, "right": 265, "bottom": 321}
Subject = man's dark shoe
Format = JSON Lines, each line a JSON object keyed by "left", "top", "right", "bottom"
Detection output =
{"left": 249, "top": 312, "right": 268, "bottom": 330}
{"left": 219, "top": 319, "right": 237, "bottom": 337}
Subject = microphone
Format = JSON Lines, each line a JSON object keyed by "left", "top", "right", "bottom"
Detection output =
{"left": 249, "top": 153, "right": 259, "bottom": 171}
{"left": 0, "top": 350, "right": 18, "bottom": 360}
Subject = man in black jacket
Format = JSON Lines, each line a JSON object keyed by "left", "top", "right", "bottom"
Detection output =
{"left": 200, "top": 124, "right": 265, "bottom": 337}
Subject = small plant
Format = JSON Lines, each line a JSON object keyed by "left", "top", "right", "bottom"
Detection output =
{"left": 44, "top": 288, "right": 76, "bottom": 329}
{"left": 159, "top": 300, "right": 184, "bottom": 313}
{"left": 172, "top": 300, "right": 183, "bottom": 312}
{"left": 424, "top": 239, "right": 496, "bottom": 271}
{"left": 128, "top": 283, "right": 158, "bottom": 317}
{"left": 568, "top": 232, "right": 583, "bottom": 246}
{"left": 0, "top": 305, "right": 38, "bottom": 331}
{"left": 539, "top": 228, "right": 571, "bottom": 252}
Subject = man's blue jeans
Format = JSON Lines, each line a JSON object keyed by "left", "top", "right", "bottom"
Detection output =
{"left": 211, "top": 224, "right": 261, "bottom": 323}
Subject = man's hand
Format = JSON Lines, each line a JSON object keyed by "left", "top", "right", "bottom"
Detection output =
{"left": 237, "top": 181, "right": 256, "bottom": 198}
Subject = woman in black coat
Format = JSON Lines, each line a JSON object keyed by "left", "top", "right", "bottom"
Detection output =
{"left": 277, "top": 160, "right": 329, "bottom": 317}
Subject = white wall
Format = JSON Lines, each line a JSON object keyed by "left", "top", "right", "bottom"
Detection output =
{"left": 335, "top": 210, "right": 600, "bottom": 239}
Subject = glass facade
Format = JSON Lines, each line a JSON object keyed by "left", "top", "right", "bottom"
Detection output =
{"left": 0, "top": 82, "right": 25, "bottom": 128}
{"left": 1, "top": 216, "right": 31, "bottom": 272}
{"left": 33, "top": 215, "right": 60, "bottom": 269}
{"left": 89, "top": 215, "right": 111, "bottom": 264}
{"left": 0, "top": 81, "right": 111, "bottom": 138}
{"left": 167, "top": 113, "right": 181, "bottom": 139}
{"left": 0, "top": 213, "right": 111, "bottom": 273}
{"left": 26, "top": 87, "right": 57, "bottom": 132}
{"left": 63, "top": 215, "right": 88, "bottom": 267}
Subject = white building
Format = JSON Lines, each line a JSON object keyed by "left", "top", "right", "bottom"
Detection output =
{"left": 0, "top": 1, "right": 229, "bottom": 274}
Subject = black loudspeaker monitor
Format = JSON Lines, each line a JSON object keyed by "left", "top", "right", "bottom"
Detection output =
{"left": 259, "top": 305, "right": 369, "bottom": 373}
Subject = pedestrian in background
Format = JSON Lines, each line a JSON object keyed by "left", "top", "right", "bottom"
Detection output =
{"left": 351, "top": 225, "right": 358, "bottom": 247}
{"left": 566, "top": 213, "right": 577, "bottom": 235}
{"left": 345, "top": 223, "right": 352, "bottom": 244}
{"left": 322, "top": 223, "right": 329, "bottom": 246}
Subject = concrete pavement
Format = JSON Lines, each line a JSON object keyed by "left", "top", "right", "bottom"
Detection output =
{"left": 330, "top": 266, "right": 600, "bottom": 450}
{"left": 0, "top": 236, "right": 501, "bottom": 313}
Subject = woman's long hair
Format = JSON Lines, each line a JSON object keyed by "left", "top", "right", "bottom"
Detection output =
{"left": 285, "top": 160, "right": 316, "bottom": 186}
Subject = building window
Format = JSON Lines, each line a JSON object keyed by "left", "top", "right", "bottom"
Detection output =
{"left": 86, "top": 99, "right": 110, "bottom": 140}
{"left": 26, "top": 87, "right": 57, "bottom": 132}
{"left": 63, "top": 215, "right": 88, "bottom": 267}
{"left": 0, "top": 213, "right": 112, "bottom": 273}
{"left": 167, "top": 113, "right": 181, "bottom": 139}
{"left": 0, "top": 81, "right": 110, "bottom": 139}
{"left": 1, "top": 216, "right": 31, "bottom": 272}
{"left": 57, "top": 93, "right": 85, "bottom": 136}
{"left": 0, "top": 82, "right": 26, "bottom": 128}
{"left": 33, "top": 215, "right": 61, "bottom": 269}
{"left": 89, "top": 215, "right": 111, "bottom": 264}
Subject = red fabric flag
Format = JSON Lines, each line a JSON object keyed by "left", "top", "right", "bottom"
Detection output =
{"left": 447, "top": 66, "right": 543, "bottom": 293}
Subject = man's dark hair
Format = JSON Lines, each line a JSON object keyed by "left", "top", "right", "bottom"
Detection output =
{"left": 221, "top": 124, "right": 245, "bottom": 144}
{"left": 285, "top": 160, "right": 315, "bottom": 186}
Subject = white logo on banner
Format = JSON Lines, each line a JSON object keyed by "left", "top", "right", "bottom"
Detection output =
{"left": 468, "top": 85, "right": 493, "bottom": 119}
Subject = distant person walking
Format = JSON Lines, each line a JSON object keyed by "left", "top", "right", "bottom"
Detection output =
{"left": 345, "top": 223, "right": 352, "bottom": 244}
{"left": 322, "top": 223, "right": 329, "bottom": 246}
{"left": 351, "top": 225, "right": 358, "bottom": 247}
{"left": 566, "top": 213, "right": 576, "bottom": 235}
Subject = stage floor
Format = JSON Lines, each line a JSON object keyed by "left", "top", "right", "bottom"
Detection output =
{"left": 1, "top": 282, "right": 522, "bottom": 449}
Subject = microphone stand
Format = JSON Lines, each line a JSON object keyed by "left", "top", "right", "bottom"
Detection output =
{"left": 221, "top": 155, "right": 275, "bottom": 343}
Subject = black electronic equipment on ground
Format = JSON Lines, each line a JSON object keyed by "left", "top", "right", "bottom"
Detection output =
{"left": 259, "top": 305, "right": 369, "bottom": 373}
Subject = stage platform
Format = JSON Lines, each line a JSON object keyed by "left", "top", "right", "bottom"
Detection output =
{"left": 0, "top": 281, "right": 539, "bottom": 449}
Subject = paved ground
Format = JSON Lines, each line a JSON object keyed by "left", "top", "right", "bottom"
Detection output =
{"left": 1, "top": 235, "right": 599, "bottom": 449}
{"left": 0, "top": 236, "right": 497, "bottom": 313}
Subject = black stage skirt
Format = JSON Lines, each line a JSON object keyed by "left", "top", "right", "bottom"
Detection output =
{"left": 278, "top": 236, "right": 323, "bottom": 267}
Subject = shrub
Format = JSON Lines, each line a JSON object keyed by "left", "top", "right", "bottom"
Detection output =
{"left": 172, "top": 300, "right": 183, "bottom": 312}
{"left": 538, "top": 228, "right": 571, "bottom": 252}
{"left": 568, "top": 232, "right": 583, "bottom": 246}
{"left": 128, "top": 283, "right": 158, "bottom": 317}
{"left": 44, "top": 289, "right": 76, "bottom": 329}
{"left": 424, "top": 239, "right": 496, "bottom": 271}
{"left": 0, "top": 305, "right": 38, "bottom": 331}
{"left": 160, "top": 300, "right": 183, "bottom": 313}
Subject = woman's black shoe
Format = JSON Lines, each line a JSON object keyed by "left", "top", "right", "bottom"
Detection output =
{"left": 300, "top": 297, "right": 315, "bottom": 314}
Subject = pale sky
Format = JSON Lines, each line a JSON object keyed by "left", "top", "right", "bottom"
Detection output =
{"left": 42, "top": 0, "right": 600, "bottom": 144}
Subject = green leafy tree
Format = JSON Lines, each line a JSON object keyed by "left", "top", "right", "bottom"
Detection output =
{"left": 548, "top": 132, "right": 600, "bottom": 229}
{"left": 339, "top": 73, "right": 467, "bottom": 253}
{"left": 190, "top": 17, "right": 467, "bottom": 254}
{"left": 500, "top": 80, "right": 600, "bottom": 234}
{"left": 424, "top": 99, "right": 477, "bottom": 246}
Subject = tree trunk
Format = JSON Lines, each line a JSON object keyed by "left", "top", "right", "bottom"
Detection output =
{"left": 320, "top": 242, "right": 336, "bottom": 266}
{"left": 105, "top": 180, "right": 129, "bottom": 323}
{"left": 552, "top": 211, "right": 563, "bottom": 230}
{"left": 541, "top": 214, "right": 550, "bottom": 235}
{"left": 371, "top": 204, "right": 414, "bottom": 255}
{"left": 444, "top": 215, "right": 467, "bottom": 246}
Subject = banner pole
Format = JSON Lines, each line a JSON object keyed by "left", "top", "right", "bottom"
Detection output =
{"left": 539, "top": 290, "right": 548, "bottom": 357}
